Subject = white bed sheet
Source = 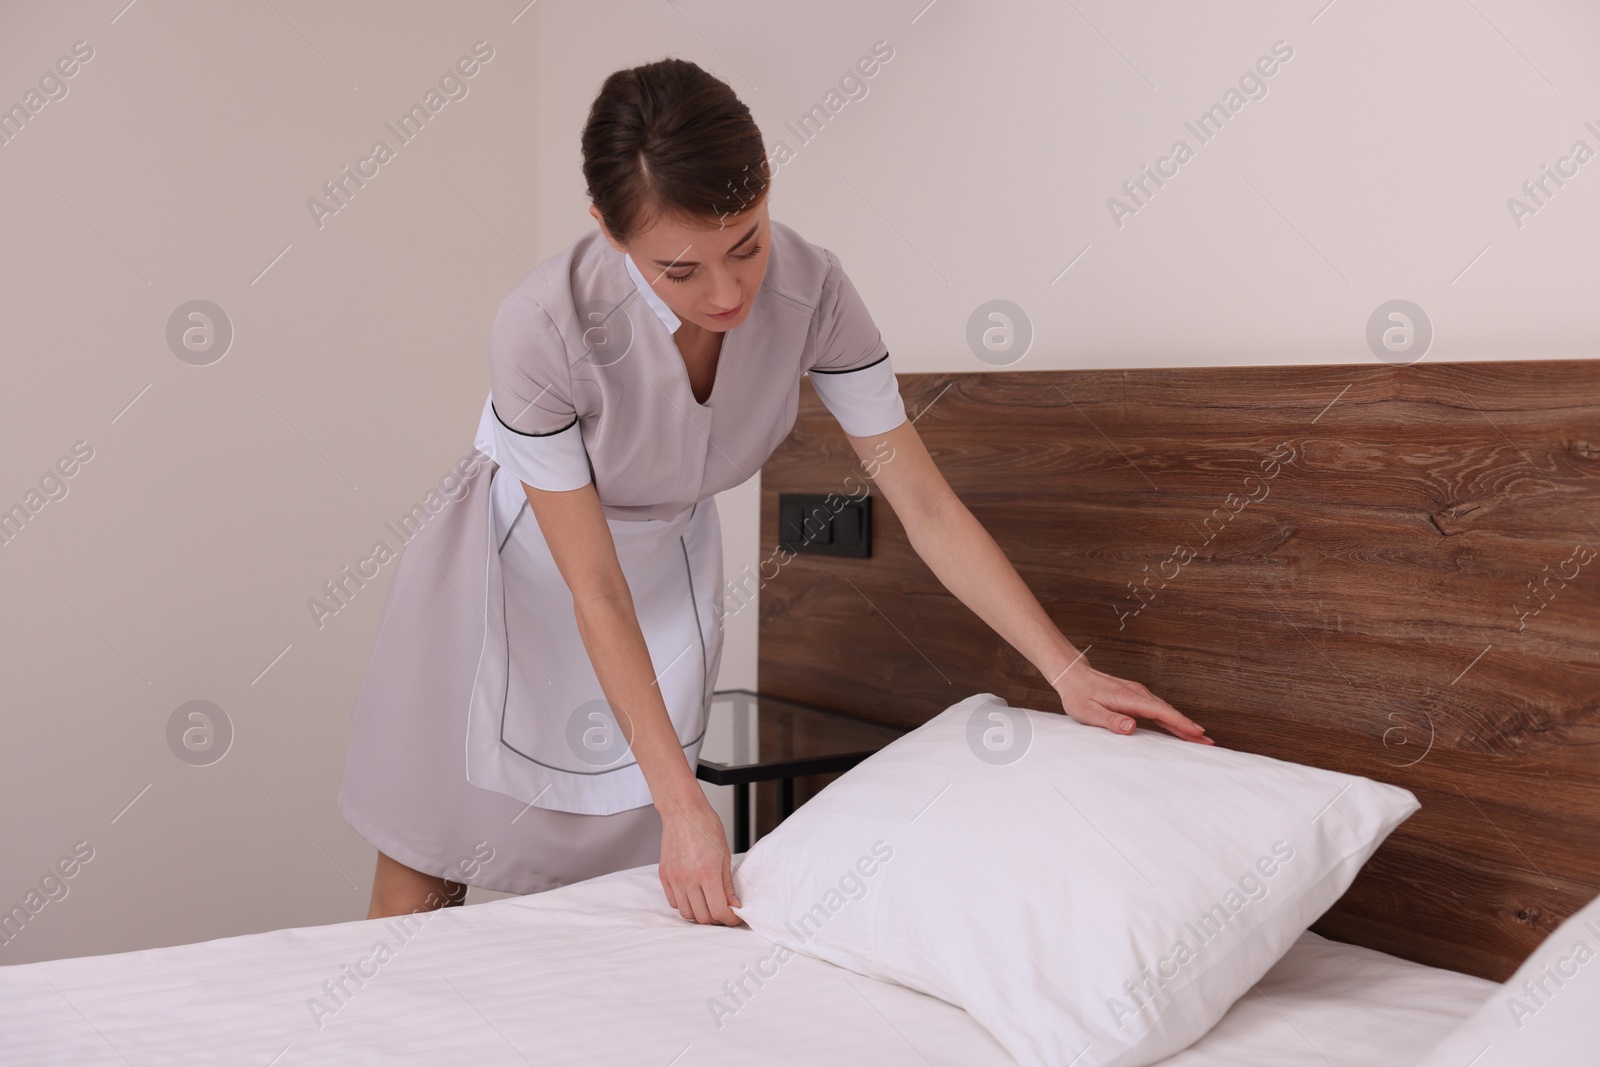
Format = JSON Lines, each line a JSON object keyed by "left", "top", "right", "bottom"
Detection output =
{"left": 0, "top": 863, "right": 1495, "bottom": 1066}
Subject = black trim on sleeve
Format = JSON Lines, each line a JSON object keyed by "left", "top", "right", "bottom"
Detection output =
{"left": 491, "top": 399, "right": 578, "bottom": 438}
{"left": 809, "top": 350, "right": 890, "bottom": 374}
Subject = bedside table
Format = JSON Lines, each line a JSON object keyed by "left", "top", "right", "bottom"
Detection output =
{"left": 695, "top": 688, "right": 906, "bottom": 854}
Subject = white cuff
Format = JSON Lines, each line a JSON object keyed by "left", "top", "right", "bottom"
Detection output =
{"left": 473, "top": 392, "right": 592, "bottom": 491}
{"left": 808, "top": 355, "right": 907, "bottom": 437}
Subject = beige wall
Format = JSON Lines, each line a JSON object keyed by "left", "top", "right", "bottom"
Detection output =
{"left": 2, "top": 0, "right": 1595, "bottom": 964}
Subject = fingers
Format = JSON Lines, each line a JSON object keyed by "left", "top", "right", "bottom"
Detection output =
{"left": 683, "top": 883, "right": 713, "bottom": 925}
{"left": 663, "top": 871, "right": 738, "bottom": 924}
{"left": 714, "top": 862, "right": 743, "bottom": 927}
{"left": 1104, "top": 684, "right": 1213, "bottom": 744}
{"left": 668, "top": 868, "right": 742, "bottom": 926}
{"left": 664, "top": 876, "right": 703, "bottom": 922}
{"left": 1062, "top": 670, "right": 1214, "bottom": 744}
{"left": 1071, "top": 702, "right": 1139, "bottom": 736}
{"left": 662, "top": 878, "right": 692, "bottom": 922}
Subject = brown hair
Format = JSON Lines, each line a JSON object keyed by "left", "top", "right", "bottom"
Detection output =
{"left": 581, "top": 58, "right": 769, "bottom": 245}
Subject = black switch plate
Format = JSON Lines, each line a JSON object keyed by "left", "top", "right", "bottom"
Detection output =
{"left": 777, "top": 492, "right": 871, "bottom": 558}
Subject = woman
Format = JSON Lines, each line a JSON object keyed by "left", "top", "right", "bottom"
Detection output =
{"left": 339, "top": 57, "right": 1208, "bottom": 927}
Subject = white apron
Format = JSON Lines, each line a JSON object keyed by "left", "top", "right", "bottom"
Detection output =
{"left": 463, "top": 398, "right": 724, "bottom": 816}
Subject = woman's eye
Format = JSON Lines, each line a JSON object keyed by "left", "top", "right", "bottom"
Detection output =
{"left": 664, "top": 240, "right": 761, "bottom": 283}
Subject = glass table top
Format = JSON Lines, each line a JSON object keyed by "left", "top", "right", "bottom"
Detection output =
{"left": 695, "top": 689, "right": 906, "bottom": 784}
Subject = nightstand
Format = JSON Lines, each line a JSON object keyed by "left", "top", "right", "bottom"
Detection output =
{"left": 695, "top": 688, "right": 906, "bottom": 853}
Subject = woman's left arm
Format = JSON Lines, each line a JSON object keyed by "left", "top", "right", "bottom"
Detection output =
{"left": 848, "top": 418, "right": 1211, "bottom": 744}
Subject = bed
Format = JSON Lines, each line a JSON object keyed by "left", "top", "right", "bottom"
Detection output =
{"left": 0, "top": 860, "right": 1496, "bottom": 1065}
{"left": 2, "top": 360, "right": 1595, "bottom": 1065}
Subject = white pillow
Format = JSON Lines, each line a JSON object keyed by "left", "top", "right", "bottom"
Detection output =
{"left": 1409, "top": 890, "right": 1600, "bottom": 1066}
{"left": 732, "top": 692, "right": 1420, "bottom": 1067}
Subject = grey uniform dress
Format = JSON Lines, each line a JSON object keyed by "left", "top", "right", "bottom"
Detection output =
{"left": 337, "top": 218, "right": 908, "bottom": 895}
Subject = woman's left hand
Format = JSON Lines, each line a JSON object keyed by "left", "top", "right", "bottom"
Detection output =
{"left": 1054, "top": 660, "right": 1212, "bottom": 744}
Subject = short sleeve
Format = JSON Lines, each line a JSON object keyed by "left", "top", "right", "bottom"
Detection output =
{"left": 806, "top": 249, "right": 907, "bottom": 437}
{"left": 474, "top": 293, "right": 593, "bottom": 491}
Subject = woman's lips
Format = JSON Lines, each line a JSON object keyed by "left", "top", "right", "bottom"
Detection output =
{"left": 707, "top": 302, "right": 742, "bottom": 321}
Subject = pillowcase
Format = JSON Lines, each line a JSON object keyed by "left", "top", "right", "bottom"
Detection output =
{"left": 1409, "top": 889, "right": 1600, "bottom": 1066}
{"left": 732, "top": 692, "right": 1420, "bottom": 1067}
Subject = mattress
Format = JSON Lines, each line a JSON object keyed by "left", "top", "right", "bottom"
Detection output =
{"left": 0, "top": 862, "right": 1496, "bottom": 1066}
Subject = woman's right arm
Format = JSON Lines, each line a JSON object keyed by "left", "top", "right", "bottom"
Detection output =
{"left": 520, "top": 478, "right": 742, "bottom": 927}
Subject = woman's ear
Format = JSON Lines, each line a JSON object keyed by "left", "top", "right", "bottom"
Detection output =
{"left": 589, "top": 204, "right": 626, "bottom": 253}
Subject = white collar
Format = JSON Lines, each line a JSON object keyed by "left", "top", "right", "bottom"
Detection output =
{"left": 622, "top": 249, "right": 682, "bottom": 333}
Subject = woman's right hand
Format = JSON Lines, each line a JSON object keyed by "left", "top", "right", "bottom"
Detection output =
{"left": 656, "top": 791, "right": 743, "bottom": 926}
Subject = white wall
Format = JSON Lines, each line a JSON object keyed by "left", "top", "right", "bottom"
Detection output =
{"left": 1, "top": 0, "right": 1594, "bottom": 964}
{"left": 534, "top": 0, "right": 1600, "bottom": 371}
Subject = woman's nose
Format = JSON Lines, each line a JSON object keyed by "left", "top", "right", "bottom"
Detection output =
{"left": 705, "top": 267, "right": 741, "bottom": 309}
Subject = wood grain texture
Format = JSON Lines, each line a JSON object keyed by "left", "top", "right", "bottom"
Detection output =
{"left": 756, "top": 360, "right": 1600, "bottom": 982}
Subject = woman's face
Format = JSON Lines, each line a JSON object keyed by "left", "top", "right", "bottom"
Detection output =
{"left": 592, "top": 195, "right": 771, "bottom": 334}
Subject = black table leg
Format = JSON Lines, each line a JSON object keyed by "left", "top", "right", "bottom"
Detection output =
{"left": 779, "top": 777, "right": 795, "bottom": 824}
{"left": 733, "top": 782, "right": 750, "bottom": 854}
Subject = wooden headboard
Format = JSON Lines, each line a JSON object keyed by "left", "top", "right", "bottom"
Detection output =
{"left": 756, "top": 359, "right": 1600, "bottom": 983}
